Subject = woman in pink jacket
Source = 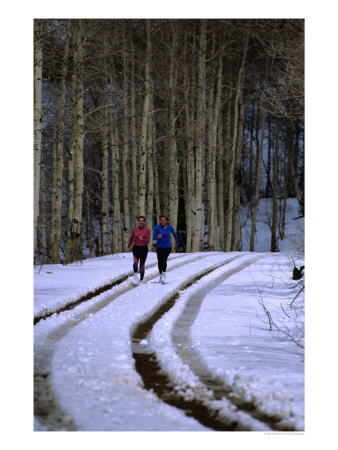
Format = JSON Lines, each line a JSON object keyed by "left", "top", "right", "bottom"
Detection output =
{"left": 126, "top": 216, "right": 150, "bottom": 283}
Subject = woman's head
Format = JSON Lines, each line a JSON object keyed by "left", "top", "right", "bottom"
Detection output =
{"left": 159, "top": 215, "right": 168, "bottom": 226}
{"left": 138, "top": 216, "right": 146, "bottom": 227}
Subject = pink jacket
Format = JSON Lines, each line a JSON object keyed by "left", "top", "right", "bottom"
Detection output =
{"left": 127, "top": 227, "right": 150, "bottom": 248}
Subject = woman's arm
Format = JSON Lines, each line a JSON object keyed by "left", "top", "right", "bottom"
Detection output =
{"left": 170, "top": 226, "right": 179, "bottom": 244}
{"left": 144, "top": 228, "right": 150, "bottom": 245}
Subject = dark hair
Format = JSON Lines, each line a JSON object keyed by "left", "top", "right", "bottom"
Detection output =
{"left": 159, "top": 215, "right": 168, "bottom": 222}
{"left": 138, "top": 216, "right": 146, "bottom": 221}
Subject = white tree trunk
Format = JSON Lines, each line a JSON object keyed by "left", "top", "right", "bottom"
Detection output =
{"left": 192, "top": 20, "right": 207, "bottom": 252}
{"left": 34, "top": 20, "right": 44, "bottom": 261}
{"left": 147, "top": 94, "right": 154, "bottom": 229}
{"left": 168, "top": 24, "right": 179, "bottom": 236}
{"left": 271, "top": 121, "right": 279, "bottom": 252}
{"left": 66, "top": 20, "right": 84, "bottom": 262}
{"left": 183, "top": 32, "right": 194, "bottom": 253}
{"left": 101, "top": 120, "right": 110, "bottom": 254}
{"left": 250, "top": 107, "right": 267, "bottom": 251}
{"left": 224, "top": 36, "right": 248, "bottom": 251}
{"left": 138, "top": 19, "right": 151, "bottom": 216}
{"left": 73, "top": 22, "right": 84, "bottom": 260}
{"left": 40, "top": 148, "right": 47, "bottom": 262}
{"left": 153, "top": 148, "right": 161, "bottom": 225}
{"left": 130, "top": 40, "right": 138, "bottom": 217}
{"left": 51, "top": 21, "right": 70, "bottom": 263}
{"left": 207, "top": 51, "right": 222, "bottom": 251}
{"left": 122, "top": 34, "right": 131, "bottom": 248}
{"left": 231, "top": 89, "right": 245, "bottom": 251}
{"left": 111, "top": 124, "right": 122, "bottom": 253}
{"left": 217, "top": 113, "right": 225, "bottom": 251}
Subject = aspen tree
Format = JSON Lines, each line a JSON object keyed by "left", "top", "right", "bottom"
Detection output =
{"left": 147, "top": 92, "right": 155, "bottom": 228}
{"left": 271, "top": 121, "right": 279, "bottom": 252}
{"left": 249, "top": 106, "right": 267, "bottom": 251}
{"left": 111, "top": 124, "right": 122, "bottom": 253}
{"left": 183, "top": 31, "right": 194, "bottom": 252}
{"left": 168, "top": 22, "right": 179, "bottom": 235}
{"left": 51, "top": 122, "right": 57, "bottom": 226}
{"left": 279, "top": 138, "right": 288, "bottom": 241}
{"left": 34, "top": 19, "right": 44, "bottom": 261}
{"left": 122, "top": 29, "right": 131, "bottom": 248}
{"left": 138, "top": 19, "right": 152, "bottom": 217}
{"left": 224, "top": 36, "right": 248, "bottom": 251}
{"left": 206, "top": 65, "right": 215, "bottom": 251}
{"left": 65, "top": 24, "right": 77, "bottom": 262}
{"left": 65, "top": 20, "right": 84, "bottom": 262}
{"left": 184, "top": 140, "right": 195, "bottom": 253}
{"left": 51, "top": 20, "right": 70, "bottom": 263}
{"left": 106, "top": 66, "right": 122, "bottom": 253}
{"left": 40, "top": 146, "right": 47, "bottom": 262}
{"left": 85, "top": 187, "right": 94, "bottom": 257}
{"left": 248, "top": 101, "right": 256, "bottom": 205}
{"left": 217, "top": 113, "right": 225, "bottom": 251}
{"left": 222, "top": 104, "right": 232, "bottom": 247}
{"left": 153, "top": 148, "right": 161, "bottom": 226}
{"left": 287, "top": 122, "right": 303, "bottom": 214}
{"left": 231, "top": 89, "right": 245, "bottom": 251}
{"left": 100, "top": 99, "right": 110, "bottom": 255}
{"left": 207, "top": 48, "right": 223, "bottom": 251}
{"left": 100, "top": 35, "right": 111, "bottom": 255}
{"left": 130, "top": 39, "right": 138, "bottom": 216}
{"left": 192, "top": 20, "right": 207, "bottom": 252}
{"left": 183, "top": 153, "right": 190, "bottom": 252}
{"left": 265, "top": 117, "right": 272, "bottom": 197}
{"left": 50, "top": 78, "right": 58, "bottom": 235}
{"left": 72, "top": 20, "right": 84, "bottom": 260}
{"left": 65, "top": 129, "right": 75, "bottom": 260}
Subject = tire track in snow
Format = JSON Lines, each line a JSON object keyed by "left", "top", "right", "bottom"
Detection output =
{"left": 34, "top": 254, "right": 186, "bottom": 324}
{"left": 171, "top": 256, "right": 297, "bottom": 431}
{"left": 34, "top": 252, "right": 225, "bottom": 430}
{"left": 131, "top": 255, "right": 263, "bottom": 431}
{"left": 140, "top": 254, "right": 298, "bottom": 431}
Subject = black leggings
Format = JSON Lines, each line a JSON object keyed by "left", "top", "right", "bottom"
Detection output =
{"left": 132, "top": 245, "right": 148, "bottom": 279}
{"left": 156, "top": 247, "right": 171, "bottom": 274}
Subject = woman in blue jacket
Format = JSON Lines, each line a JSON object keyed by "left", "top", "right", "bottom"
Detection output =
{"left": 153, "top": 215, "right": 179, "bottom": 283}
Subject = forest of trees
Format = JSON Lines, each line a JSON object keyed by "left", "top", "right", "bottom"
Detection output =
{"left": 33, "top": 19, "right": 304, "bottom": 264}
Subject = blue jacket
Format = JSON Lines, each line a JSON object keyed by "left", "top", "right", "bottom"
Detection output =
{"left": 153, "top": 224, "right": 179, "bottom": 248}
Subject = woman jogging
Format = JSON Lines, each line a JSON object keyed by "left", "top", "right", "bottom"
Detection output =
{"left": 153, "top": 215, "right": 179, "bottom": 283}
{"left": 126, "top": 216, "right": 150, "bottom": 283}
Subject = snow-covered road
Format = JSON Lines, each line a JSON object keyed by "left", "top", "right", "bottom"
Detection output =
{"left": 34, "top": 251, "right": 304, "bottom": 432}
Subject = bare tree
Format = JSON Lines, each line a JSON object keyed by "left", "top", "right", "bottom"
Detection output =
{"left": 138, "top": 19, "right": 152, "bottom": 217}
{"left": 51, "top": 21, "right": 70, "bottom": 263}
{"left": 65, "top": 20, "right": 84, "bottom": 263}
{"left": 224, "top": 36, "right": 249, "bottom": 251}
{"left": 34, "top": 19, "right": 44, "bottom": 262}
{"left": 249, "top": 106, "right": 267, "bottom": 252}
{"left": 192, "top": 20, "right": 207, "bottom": 252}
